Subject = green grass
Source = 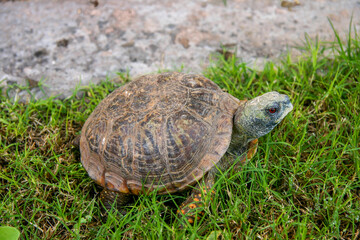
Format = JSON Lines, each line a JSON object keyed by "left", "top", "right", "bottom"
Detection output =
{"left": 1, "top": 26, "right": 360, "bottom": 239}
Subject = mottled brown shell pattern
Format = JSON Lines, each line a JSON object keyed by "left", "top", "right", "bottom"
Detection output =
{"left": 80, "top": 72, "right": 241, "bottom": 195}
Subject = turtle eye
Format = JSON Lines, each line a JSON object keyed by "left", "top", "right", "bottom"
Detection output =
{"left": 268, "top": 108, "right": 277, "bottom": 114}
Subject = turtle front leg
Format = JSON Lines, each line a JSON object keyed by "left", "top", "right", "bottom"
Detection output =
{"left": 99, "top": 189, "right": 132, "bottom": 215}
{"left": 177, "top": 173, "right": 216, "bottom": 225}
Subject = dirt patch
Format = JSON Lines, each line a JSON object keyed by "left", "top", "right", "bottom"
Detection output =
{"left": 0, "top": 0, "right": 359, "bottom": 100}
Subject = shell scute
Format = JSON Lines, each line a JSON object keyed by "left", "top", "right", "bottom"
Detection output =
{"left": 165, "top": 110, "right": 210, "bottom": 181}
{"left": 130, "top": 90, "right": 154, "bottom": 112}
{"left": 112, "top": 114, "right": 136, "bottom": 135}
{"left": 85, "top": 115, "right": 107, "bottom": 154}
{"left": 156, "top": 85, "right": 187, "bottom": 113}
{"left": 105, "top": 93, "right": 129, "bottom": 114}
{"left": 189, "top": 89, "right": 220, "bottom": 107}
{"left": 103, "top": 135, "right": 134, "bottom": 178}
{"left": 180, "top": 74, "right": 220, "bottom": 91}
{"left": 186, "top": 99, "right": 217, "bottom": 124}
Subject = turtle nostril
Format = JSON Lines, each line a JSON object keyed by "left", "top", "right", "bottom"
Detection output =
{"left": 282, "top": 95, "right": 292, "bottom": 106}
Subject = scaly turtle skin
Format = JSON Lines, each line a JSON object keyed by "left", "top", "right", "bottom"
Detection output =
{"left": 80, "top": 72, "right": 293, "bottom": 224}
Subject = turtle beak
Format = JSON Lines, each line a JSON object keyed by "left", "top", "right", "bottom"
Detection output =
{"left": 275, "top": 95, "right": 293, "bottom": 123}
{"left": 283, "top": 95, "right": 293, "bottom": 115}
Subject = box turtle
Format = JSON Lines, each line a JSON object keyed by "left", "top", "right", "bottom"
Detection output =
{"left": 80, "top": 72, "right": 293, "bottom": 224}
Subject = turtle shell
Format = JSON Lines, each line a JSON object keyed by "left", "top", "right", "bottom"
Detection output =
{"left": 80, "top": 72, "right": 242, "bottom": 195}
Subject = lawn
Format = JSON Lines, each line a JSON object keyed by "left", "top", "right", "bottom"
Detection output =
{"left": 0, "top": 25, "right": 359, "bottom": 239}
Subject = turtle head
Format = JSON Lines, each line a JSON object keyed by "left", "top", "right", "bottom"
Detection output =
{"left": 234, "top": 91, "right": 293, "bottom": 141}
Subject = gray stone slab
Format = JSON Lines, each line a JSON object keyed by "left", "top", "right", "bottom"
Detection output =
{"left": 0, "top": 0, "right": 359, "bottom": 100}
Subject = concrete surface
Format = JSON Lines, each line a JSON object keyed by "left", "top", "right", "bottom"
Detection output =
{"left": 0, "top": 0, "right": 359, "bottom": 101}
